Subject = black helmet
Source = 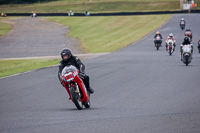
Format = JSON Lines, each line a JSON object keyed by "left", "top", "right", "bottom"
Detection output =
{"left": 184, "top": 36, "right": 189, "bottom": 42}
{"left": 60, "top": 48, "right": 72, "bottom": 61}
{"left": 186, "top": 29, "right": 191, "bottom": 31}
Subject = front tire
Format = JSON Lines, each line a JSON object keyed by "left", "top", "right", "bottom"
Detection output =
{"left": 70, "top": 86, "right": 83, "bottom": 110}
{"left": 185, "top": 59, "right": 188, "bottom": 66}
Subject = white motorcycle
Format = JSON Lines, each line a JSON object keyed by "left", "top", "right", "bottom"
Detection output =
{"left": 181, "top": 44, "right": 193, "bottom": 66}
{"left": 166, "top": 39, "right": 175, "bottom": 56}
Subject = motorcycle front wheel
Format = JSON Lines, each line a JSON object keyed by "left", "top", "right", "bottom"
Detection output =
{"left": 70, "top": 86, "right": 83, "bottom": 110}
{"left": 185, "top": 59, "right": 189, "bottom": 66}
{"left": 156, "top": 44, "right": 159, "bottom": 50}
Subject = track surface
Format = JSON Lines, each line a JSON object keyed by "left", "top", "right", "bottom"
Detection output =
{"left": 0, "top": 14, "right": 200, "bottom": 133}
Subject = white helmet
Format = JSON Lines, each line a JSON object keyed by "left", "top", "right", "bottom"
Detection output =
{"left": 181, "top": 18, "right": 184, "bottom": 21}
{"left": 169, "top": 33, "right": 173, "bottom": 37}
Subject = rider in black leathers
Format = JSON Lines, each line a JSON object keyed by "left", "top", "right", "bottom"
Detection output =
{"left": 180, "top": 36, "right": 193, "bottom": 60}
{"left": 198, "top": 39, "right": 200, "bottom": 53}
{"left": 58, "top": 48, "right": 94, "bottom": 94}
{"left": 180, "top": 18, "right": 186, "bottom": 26}
{"left": 154, "top": 31, "right": 163, "bottom": 47}
{"left": 185, "top": 29, "right": 193, "bottom": 41}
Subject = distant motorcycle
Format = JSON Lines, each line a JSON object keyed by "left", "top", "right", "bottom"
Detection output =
{"left": 181, "top": 44, "right": 193, "bottom": 66}
{"left": 166, "top": 39, "right": 174, "bottom": 56}
{"left": 61, "top": 65, "right": 91, "bottom": 110}
{"left": 180, "top": 24, "right": 185, "bottom": 30}
{"left": 185, "top": 30, "right": 192, "bottom": 42}
{"left": 154, "top": 36, "right": 162, "bottom": 50}
{"left": 198, "top": 41, "right": 200, "bottom": 53}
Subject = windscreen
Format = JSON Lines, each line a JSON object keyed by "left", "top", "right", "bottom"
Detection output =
{"left": 61, "top": 65, "right": 78, "bottom": 76}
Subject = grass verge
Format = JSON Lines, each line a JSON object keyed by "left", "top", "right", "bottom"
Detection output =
{"left": 0, "top": 0, "right": 181, "bottom": 13}
{"left": 0, "top": 59, "right": 60, "bottom": 78}
{"left": 0, "top": 15, "right": 171, "bottom": 78}
{"left": 48, "top": 15, "right": 172, "bottom": 53}
{"left": 0, "top": 18, "right": 12, "bottom": 37}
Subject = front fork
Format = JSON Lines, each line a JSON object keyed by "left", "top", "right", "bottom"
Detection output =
{"left": 69, "top": 83, "right": 81, "bottom": 101}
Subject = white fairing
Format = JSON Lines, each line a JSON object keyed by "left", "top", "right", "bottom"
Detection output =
{"left": 183, "top": 45, "right": 192, "bottom": 53}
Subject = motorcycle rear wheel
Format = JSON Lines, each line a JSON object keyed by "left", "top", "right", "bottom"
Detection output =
{"left": 84, "top": 101, "right": 91, "bottom": 108}
{"left": 156, "top": 44, "right": 159, "bottom": 50}
{"left": 169, "top": 48, "right": 172, "bottom": 56}
{"left": 84, "top": 93, "right": 91, "bottom": 108}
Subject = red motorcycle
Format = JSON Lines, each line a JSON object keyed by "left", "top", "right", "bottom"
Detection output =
{"left": 185, "top": 30, "right": 192, "bottom": 42}
{"left": 61, "top": 65, "right": 91, "bottom": 110}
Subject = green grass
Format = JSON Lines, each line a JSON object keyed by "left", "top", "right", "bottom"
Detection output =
{"left": 0, "top": 59, "right": 60, "bottom": 78}
{"left": 0, "top": 18, "right": 12, "bottom": 37}
{"left": 0, "top": 0, "right": 181, "bottom": 13}
{"left": 0, "top": 15, "right": 171, "bottom": 78}
{"left": 48, "top": 15, "right": 172, "bottom": 53}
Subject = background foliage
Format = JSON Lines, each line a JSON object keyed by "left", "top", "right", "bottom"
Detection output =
{"left": 0, "top": 0, "right": 58, "bottom": 4}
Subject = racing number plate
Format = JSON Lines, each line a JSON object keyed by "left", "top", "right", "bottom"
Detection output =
{"left": 64, "top": 72, "right": 74, "bottom": 82}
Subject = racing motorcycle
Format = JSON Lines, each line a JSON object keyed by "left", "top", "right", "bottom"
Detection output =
{"left": 154, "top": 36, "right": 162, "bottom": 50}
{"left": 198, "top": 40, "right": 200, "bottom": 53}
{"left": 166, "top": 39, "right": 174, "bottom": 56}
{"left": 180, "top": 24, "right": 185, "bottom": 30}
{"left": 185, "top": 31, "right": 192, "bottom": 42}
{"left": 61, "top": 65, "right": 91, "bottom": 110}
{"left": 181, "top": 44, "right": 193, "bottom": 66}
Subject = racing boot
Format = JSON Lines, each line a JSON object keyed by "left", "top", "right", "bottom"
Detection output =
{"left": 87, "top": 87, "right": 94, "bottom": 94}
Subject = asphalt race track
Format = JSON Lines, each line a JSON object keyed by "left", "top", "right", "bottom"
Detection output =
{"left": 0, "top": 14, "right": 200, "bottom": 133}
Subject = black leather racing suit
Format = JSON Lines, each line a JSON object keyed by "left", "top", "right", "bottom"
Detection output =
{"left": 58, "top": 55, "right": 91, "bottom": 90}
{"left": 154, "top": 34, "right": 163, "bottom": 44}
{"left": 180, "top": 40, "right": 193, "bottom": 54}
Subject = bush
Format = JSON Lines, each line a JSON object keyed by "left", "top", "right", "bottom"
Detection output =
{"left": 0, "top": 0, "right": 58, "bottom": 4}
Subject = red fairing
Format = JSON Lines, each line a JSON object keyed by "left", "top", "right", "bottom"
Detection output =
{"left": 74, "top": 75, "right": 89, "bottom": 103}
{"left": 62, "top": 70, "right": 89, "bottom": 104}
{"left": 185, "top": 32, "right": 192, "bottom": 37}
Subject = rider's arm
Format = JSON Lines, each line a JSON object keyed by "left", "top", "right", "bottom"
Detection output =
{"left": 58, "top": 61, "right": 65, "bottom": 85}
{"left": 160, "top": 35, "right": 163, "bottom": 39}
{"left": 74, "top": 56, "right": 85, "bottom": 73}
{"left": 58, "top": 61, "right": 64, "bottom": 74}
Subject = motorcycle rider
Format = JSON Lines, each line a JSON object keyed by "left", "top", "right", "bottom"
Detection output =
{"left": 58, "top": 48, "right": 94, "bottom": 94}
{"left": 154, "top": 31, "right": 163, "bottom": 47}
{"left": 185, "top": 29, "right": 192, "bottom": 41}
{"left": 165, "top": 33, "right": 176, "bottom": 51}
{"left": 180, "top": 18, "right": 186, "bottom": 26}
{"left": 180, "top": 36, "right": 193, "bottom": 60}
{"left": 198, "top": 38, "right": 200, "bottom": 53}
